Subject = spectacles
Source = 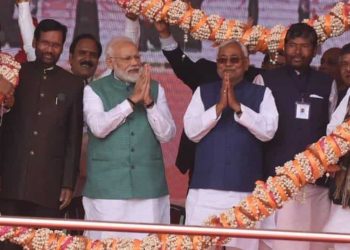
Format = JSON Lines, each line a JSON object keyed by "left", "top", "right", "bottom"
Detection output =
{"left": 216, "top": 57, "right": 243, "bottom": 65}
{"left": 109, "top": 55, "right": 141, "bottom": 62}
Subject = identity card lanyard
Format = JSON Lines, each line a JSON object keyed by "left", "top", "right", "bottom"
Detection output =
{"left": 295, "top": 94, "right": 311, "bottom": 120}
{"left": 293, "top": 71, "right": 311, "bottom": 120}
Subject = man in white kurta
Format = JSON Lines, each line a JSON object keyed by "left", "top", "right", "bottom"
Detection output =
{"left": 323, "top": 43, "right": 350, "bottom": 250}
{"left": 83, "top": 37, "right": 176, "bottom": 240}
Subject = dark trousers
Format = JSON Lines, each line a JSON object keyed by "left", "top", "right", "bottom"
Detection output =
{"left": 60, "top": 196, "right": 85, "bottom": 235}
{"left": 0, "top": 199, "right": 60, "bottom": 250}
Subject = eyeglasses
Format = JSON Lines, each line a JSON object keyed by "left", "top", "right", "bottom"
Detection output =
{"left": 216, "top": 57, "right": 243, "bottom": 65}
{"left": 109, "top": 55, "right": 141, "bottom": 62}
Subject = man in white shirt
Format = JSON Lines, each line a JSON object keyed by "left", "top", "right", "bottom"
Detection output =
{"left": 82, "top": 37, "right": 176, "bottom": 240}
{"left": 323, "top": 43, "right": 350, "bottom": 250}
{"left": 183, "top": 39, "right": 278, "bottom": 250}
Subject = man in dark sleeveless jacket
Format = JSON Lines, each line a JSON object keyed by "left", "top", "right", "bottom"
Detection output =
{"left": 184, "top": 40, "right": 278, "bottom": 250}
{"left": 154, "top": 21, "right": 263, "bottom": 182}
{"left": 254, "top": 23, "right": 337, "bottom": 250}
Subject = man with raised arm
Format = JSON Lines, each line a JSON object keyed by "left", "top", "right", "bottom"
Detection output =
{"left": 0, "top": 19, "right": 84, "bottom": 250}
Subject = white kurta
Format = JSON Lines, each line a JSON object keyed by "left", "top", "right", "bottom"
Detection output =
{"left": 83, "top": 80, "right": 176, "bottom": 239}
{"left": 326, "top": 88, "right": 350, "bottom": 135}
{"left": 183, "top": 86, "right": 278, "bottom": 142}
{"left": 84, "top": 82, "right": 176, "bottom": 141}
{"left": 323, "top": 204, "right": 350, "bottom": 250}
{"left": 17, "top": 1, "right": 36, "bottom": 62}
{"left": 273, "top": 185, "right": 332, "bottom": 250}
{"left": 186, "top": 189, "right": 259, "bottom": 249}
{"left": 83, "top": 196, "right": 170, "bottom": 240}
{"left": 323, "top": 88, "right": 350, "bottom": 250}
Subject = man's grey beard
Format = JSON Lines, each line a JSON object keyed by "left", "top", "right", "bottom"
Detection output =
{"left": 114, "top": 67, "right": 140, "bottom": 83}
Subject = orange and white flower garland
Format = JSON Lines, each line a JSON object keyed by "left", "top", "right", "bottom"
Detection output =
{"left": 1, "top": 119, "right": 350, "bottom": 249}
{"left": 116, "top": 0, "right": 350, "bottom": 56}
{"left": 0, "top": 52, "right": 21, "bottom": 87}
{"left": 0, "top": 52, "right": 21, "bottom": 103}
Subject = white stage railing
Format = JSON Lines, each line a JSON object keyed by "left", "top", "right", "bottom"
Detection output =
{"left": 0, "top": 216, "right": 350, "bottom": 244}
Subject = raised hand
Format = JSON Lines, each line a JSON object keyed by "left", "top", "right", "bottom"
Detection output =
{"left": 154, "top": 21, "right": 171, "bottom": 39}
{"left": 4, "top": 94, "right": 15, "bottom": 109}
{"left": 0, "top": 75, "right": 14, "bottom": 98}
{"left": 125, "top": 12, "right": 138, "bottom": 21}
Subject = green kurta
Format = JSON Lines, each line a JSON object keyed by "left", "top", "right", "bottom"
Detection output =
{"left": 83, "top": 74, "right": 169, "bottom": 199}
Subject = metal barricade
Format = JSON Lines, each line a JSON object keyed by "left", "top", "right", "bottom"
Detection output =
{"left": 0, "top": 216, "right": 350, "bottom": 244}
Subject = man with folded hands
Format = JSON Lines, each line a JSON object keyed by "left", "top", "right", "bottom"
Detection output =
{"left": 183, "top": 39, "right": 278, "bottom": 250}
{"left": 82, "top": 36, "right": 176, "bottom": 240}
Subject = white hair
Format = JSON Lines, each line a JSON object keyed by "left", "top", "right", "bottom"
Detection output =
{"left": 217, "top": 39, "right": 248, "bottom": 58}
{"left": 105, "top": 36, "right": 137, "bottom": 58}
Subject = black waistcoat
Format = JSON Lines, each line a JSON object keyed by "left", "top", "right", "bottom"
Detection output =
{"left": 262, "top": 66, "right": 333, "bottom": 184}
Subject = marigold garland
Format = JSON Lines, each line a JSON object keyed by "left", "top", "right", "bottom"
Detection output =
{"left": 0, "top": 52, "right": 21, "bottom": 102}
{"left": 2, "top": 2, "right": 350, "bottom": 249}
{"left": 0, "top": 52, "right": 21, "bottom": 87}
{"left": 115, "top": 0, "right": 350, "bottom": 58}
{"left": 1, "top": 119, "right": 350, "bottom": 249}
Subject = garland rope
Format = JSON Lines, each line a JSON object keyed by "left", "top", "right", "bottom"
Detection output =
{"left": 115, "top": 0, "right": 350, "bottom": 56}
{"left": 0, "top": 52, "right": 21, "bottom": 102}
{"left": 2, "top": 119, "right": 350, "bottom": 249}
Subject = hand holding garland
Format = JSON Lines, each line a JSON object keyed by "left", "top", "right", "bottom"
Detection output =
{"left": 116, "top": 0, "right": 350, "bottom": 58}
{"left": 0, "top": 53, "right": 21, "bottom": 104}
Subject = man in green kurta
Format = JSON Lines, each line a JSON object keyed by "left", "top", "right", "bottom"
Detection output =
{"left": 82, "top": 37, "right": 176, "bottom": 240}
